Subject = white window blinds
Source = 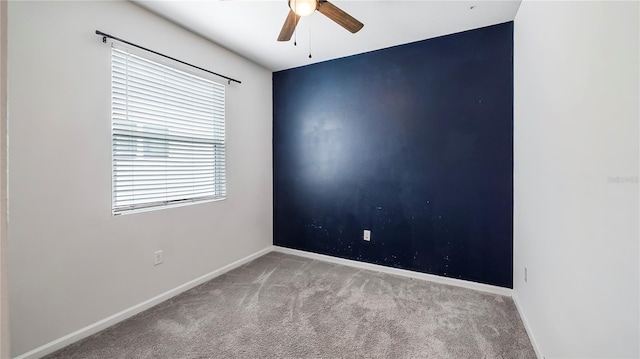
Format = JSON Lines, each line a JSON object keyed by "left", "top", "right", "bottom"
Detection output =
{"left": 111, "top": 46, "right": 226, "bottom": 215}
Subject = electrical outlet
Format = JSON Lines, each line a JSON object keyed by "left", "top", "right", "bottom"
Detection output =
{"left": 524, "top": 267, "right": 527, "bottom": 282}
{"left": 363, "top": 229, "right": 371, "bottom": 242}
{"left": 154, "top": 250, "right": 163, "bottom": 266}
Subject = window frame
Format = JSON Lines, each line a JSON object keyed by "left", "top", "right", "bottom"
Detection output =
{"left": 109, "top": 43, "right": 227, "bottom": 216}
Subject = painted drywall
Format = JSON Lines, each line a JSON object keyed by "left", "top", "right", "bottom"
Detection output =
{"left": 8, "top": 1, "right": 272, "bottom": 356}
{"left": 513, "top": 1, "right": 639, "bottom": 358}
{"left": 274, "top": 23, "right": 514, "bottom": 288}
{"left": 0, "top": 0, "right": 9, "bottom": 357}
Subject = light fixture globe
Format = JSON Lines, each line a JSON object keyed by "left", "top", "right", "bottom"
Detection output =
{"left": 289, "top": 0, "right": 317, "bottom": 17}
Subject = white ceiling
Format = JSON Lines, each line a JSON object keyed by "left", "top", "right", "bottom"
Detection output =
{"left": 133, "top": 0, "right": 521, "bottom": 71}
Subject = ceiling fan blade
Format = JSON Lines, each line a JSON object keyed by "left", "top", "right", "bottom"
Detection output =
{"left": 277, "top": 10, "right": 301, "bottom": 41}
{"left": 317, "top": 0, "right": 363, "bottom": 34}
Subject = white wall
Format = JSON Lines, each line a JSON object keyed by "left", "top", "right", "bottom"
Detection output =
{"left": 514, "top": 1, "right": 639, "bottom": 358}
{"left": 8, "top": 1, "right": 272, "bottom": 357}
{"left": 1, "top": 0, "right": 9, "bottom": 357}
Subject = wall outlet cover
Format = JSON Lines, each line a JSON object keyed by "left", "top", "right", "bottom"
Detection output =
{"left": 154, "top": 250, "right": 163, "bottom": 265}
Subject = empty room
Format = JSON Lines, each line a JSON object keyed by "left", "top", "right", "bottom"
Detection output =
{"left": 1, "top": 0, "right": 638, "bottom": 358}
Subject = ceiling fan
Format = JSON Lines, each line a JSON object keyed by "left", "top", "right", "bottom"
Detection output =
{"left": 277, "top": 0, "right": 364, "bottom": 42}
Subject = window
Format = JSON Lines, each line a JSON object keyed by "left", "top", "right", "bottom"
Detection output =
{"left": 111, "top": 46, "right": 226, "bottom": 215}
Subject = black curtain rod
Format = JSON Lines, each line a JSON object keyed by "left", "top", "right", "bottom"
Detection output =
{"left": 95, "top": 30, "right": 241, "bottom": 85}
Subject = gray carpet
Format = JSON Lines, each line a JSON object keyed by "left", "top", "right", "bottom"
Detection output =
{"left": 45, "top": 252, "right": 536, "bottom": 358}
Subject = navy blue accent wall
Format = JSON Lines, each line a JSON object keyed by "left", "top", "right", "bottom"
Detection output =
{"left": 273, "top": 22, "right": 513, "bottom": 288}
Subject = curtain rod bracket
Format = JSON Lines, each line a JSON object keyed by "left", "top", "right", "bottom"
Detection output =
{"left": 95, "top": 30, "right": 242, "bottom": 85}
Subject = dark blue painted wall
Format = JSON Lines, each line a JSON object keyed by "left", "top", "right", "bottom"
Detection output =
{"left": 273, "top": 22, "right": 513, "bottom": 288}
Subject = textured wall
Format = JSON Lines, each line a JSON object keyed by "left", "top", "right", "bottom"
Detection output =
{"left": 274, "top": 22, "right": 513, "bottom": 288}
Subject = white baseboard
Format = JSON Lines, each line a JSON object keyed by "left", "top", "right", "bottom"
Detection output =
{"left": 273, "top": 246, "right": 513, "bottom": 297}
{"left": 512, "top": 292, "right": 543, "bottom": 359}
{"left": 14, "top": 246, "right": 274, "bottom": 359}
